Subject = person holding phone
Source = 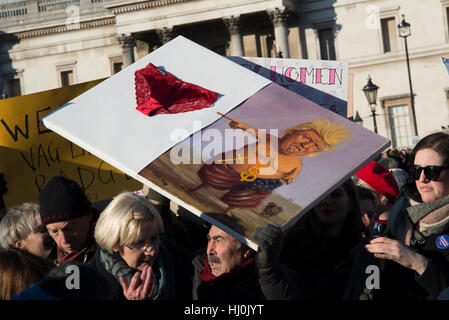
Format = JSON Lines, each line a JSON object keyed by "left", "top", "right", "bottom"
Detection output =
{"left": 365, "top": 132, "right": 449, "bottom": 300}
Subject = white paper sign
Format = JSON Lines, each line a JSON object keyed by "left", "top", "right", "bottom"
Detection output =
{"left": 227, "top": 56, "right": 348, "bottom": 118}
{"left": 42, "top": 36, "right": 271, "bottom": 175}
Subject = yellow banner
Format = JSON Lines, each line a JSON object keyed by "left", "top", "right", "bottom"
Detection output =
{"left": 0, "top": 79, "right": 142, "bottom": 207}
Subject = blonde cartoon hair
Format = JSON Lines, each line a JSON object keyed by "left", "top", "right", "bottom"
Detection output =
{"left": 281, "top": 118, "right": 352, "bottom": 156}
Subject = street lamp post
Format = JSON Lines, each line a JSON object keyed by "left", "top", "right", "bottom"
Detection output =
{"left": 362, "top": 75, "right": 379, "bottom": 133}
{"left": 398, "top": 14, "right": 418, "bottom": 137}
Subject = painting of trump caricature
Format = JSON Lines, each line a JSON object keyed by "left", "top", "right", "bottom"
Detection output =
{"left": 188, "top": 115, "right": 352, "bottom": 217}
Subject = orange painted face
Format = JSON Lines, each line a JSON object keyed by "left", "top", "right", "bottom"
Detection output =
{"left": 280, "top": 129, "right": 327, "bottom": 156}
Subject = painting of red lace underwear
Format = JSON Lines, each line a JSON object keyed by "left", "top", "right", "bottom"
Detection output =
{"left": 135, "top": 62, "right": 219, "bottom": 116}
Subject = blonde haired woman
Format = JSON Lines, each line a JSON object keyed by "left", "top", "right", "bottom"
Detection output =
{"left": 88, "top": 192, "right": 193, "bottom": 300}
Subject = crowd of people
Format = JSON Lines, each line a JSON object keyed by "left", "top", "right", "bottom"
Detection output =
{"left": 0, "top": 131, "right": 449, "bottom": 301}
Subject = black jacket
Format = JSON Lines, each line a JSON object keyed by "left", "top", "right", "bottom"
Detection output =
{"left": 88, "top": 238, "right": 194, "bottom": 300}
{"left": 192, "top": 252, "right": 303, "bottom": 300}
{"left": 88, "top": 249, "right": 125, "bottom": 300}
{"left": 281, "top": 225, "right": 361, "bottom": 300}
{"left": 346, "top": 193, "right": 449, "bottom": 300}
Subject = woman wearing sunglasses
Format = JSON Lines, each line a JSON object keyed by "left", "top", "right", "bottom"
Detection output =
{"left": 365, "top": 132, "right": 449, "bottom": 300}
{"left": 88, "top": 192, "right": 193, "bottom": 300}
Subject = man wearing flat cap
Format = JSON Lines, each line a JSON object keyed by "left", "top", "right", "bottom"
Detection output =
{"left": 39, "top": 176, "right": 98, "bottom": 265}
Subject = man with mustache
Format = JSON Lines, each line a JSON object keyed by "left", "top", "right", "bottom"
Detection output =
{"left": 192, "top": 214, "right": 304, "bottom": 300}
{"left": 39, "top": 176, "right": 98, "bottom": 265}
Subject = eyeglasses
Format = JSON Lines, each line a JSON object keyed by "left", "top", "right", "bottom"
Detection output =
{"left": 122, "top": 235, "right": 160, "bottom": 250}
{"left": 409, "top": 165, "right": 449, "bottom": 181}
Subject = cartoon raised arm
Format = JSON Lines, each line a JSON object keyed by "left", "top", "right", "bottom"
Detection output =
{"left": 217, "top": 112, "right": 255, "bottom": 131}
{"left": 217, "top": 112, "right": 276, "bottom": 150}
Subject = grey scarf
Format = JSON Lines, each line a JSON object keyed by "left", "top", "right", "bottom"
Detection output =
{"left": 99, "top": 244, "right": 171, "bottom": 299}
{"left": 390, "top": 193, "right": 449, "bottom": 246}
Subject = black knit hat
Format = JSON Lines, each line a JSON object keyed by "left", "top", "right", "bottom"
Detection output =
{"left": 39, "top": 176, "right": 93, "bottom": 225}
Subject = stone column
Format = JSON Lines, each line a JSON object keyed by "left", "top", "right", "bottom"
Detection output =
{"left": 117, "top": 34, "right": 136, "bottom": 67}
{"left": 268, "top": 8, "right": 290, "bottom": 58}
{"left": 156, "top": 27, "right": 175, "bottom": 44}
{"left": 223, "top": 15, "right": 244, "bottom": 56}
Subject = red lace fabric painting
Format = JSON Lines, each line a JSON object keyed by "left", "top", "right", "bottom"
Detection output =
{"left": 135, "top": 62, "right": 219, "bottom": 116}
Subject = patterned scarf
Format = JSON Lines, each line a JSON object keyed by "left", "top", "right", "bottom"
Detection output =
{"left": 390, "top": 193, "right": 449, "bottom": 245}
{"left": 99, "top": 243, "right": 171, "bottom": 300}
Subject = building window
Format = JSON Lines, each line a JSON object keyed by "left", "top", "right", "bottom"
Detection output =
{"left": 446, "top": 7, "right": 449, "bottom": 35}
{"left": 7, "top": 78, "right": 21, "bottom": 97}
{"left": 442, "top": 0, "right": 449, "bottom": 42}
{"left": 113, "top": 62, "right": 123, "bottom": 74}
{"left": 445, "top": 5, "right": 449, "bottom": 43}
{"left": 318, "top": 28, "right": 336, "bottom": 60}
{"left": 380, "top": 17, "right": 399, "bottom": 53}
{"left": 56, "top": 61, "right": 77, "bottom": 87}
{"left": 2, "top": 70, "right": 24, "bottom": 97}
{"left": 257, "top": 32, "right": 276, "bottom": 58}
{"left": 60, "top": 70, "right": 74, "bottom": 87}
{"left": 381, "top": 95, "right": 415, "bottom": 148}
{"left": 109, "top": 55, "right": 124, "bottom": 75}
{"left": 387, "top": 104, "right": 413, "bottom": 148}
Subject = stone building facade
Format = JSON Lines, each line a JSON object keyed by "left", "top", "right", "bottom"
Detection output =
{"left": 1, "top": 0, "right": 448, "bottom": 147}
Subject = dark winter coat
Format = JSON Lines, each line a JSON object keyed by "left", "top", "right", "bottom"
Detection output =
{"left": 88, "top": 238, "right": 194, "bottom": 300}
{"left": 346, "top": 193, "right": 449, "bottom": 300}
{"left": 281, "top": 213, "right": 363, "bottom": 300}
{"left": 192, "top": 252, "right": 303, "bottom": 300}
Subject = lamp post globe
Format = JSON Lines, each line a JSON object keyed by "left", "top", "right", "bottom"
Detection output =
{"left": 362, "top": 75, "right": 379, "bottom": 133}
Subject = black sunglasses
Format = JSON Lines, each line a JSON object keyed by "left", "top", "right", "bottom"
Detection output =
{"left": 409, "top": 165, "right": 449, "bottom": 181}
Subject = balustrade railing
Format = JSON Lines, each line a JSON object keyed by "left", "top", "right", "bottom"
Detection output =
{"left": 38, "top": 0, "right": 79, "bottom": 12}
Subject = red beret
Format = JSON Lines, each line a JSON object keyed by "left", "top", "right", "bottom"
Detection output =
{"left": 355, "top": 161, "right": 400, "bottom": 202}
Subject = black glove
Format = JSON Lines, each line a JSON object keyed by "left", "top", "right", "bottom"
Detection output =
{"left": 251, "top": 224, "right": 284, "bottom": 270}
{"left": 0, "top": 173, "right": 7, "bottom": 196}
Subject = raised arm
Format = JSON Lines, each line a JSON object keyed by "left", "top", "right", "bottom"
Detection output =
{"left": 217, "top": 112, "right": 275, "bottom": 143}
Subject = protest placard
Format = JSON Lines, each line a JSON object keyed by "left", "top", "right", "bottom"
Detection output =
{"left": 42, "top": 36, "right": 389, "bottom": 250}
{"left": 0, "top": 80, "right": 142, "bottom": 207}
{"left": 227, "top": 56, "right": 348, "bottom": 117}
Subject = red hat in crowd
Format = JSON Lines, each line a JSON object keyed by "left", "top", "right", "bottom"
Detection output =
{"left": 355, "top": 161, "right": 400, "bottom": 202}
